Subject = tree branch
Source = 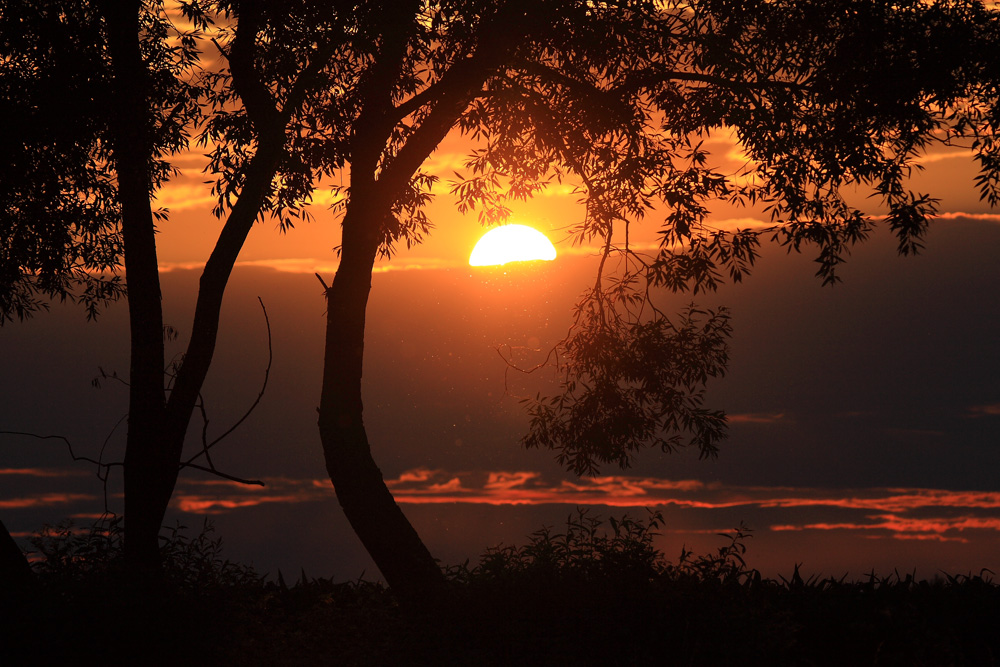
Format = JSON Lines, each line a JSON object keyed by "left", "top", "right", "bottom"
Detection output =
{"left": 377, "top": 5, "right": 529, "bottom": 200}
{"left": 0, "top": 430, "right": 124, "bottom": 515}
{"left": 226, "top": 2, "right": 280, "bottom": 134}
{"left": 180, "top": 462, "right": 264, "bottom": 486}
{"left": 180, "top": 297, "right": 272, "bottom": 485}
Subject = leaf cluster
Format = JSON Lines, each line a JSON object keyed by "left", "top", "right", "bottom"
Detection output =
{"left": 0, "top": 0, "right": 206, "bottom": 323}
{"left": 524, "top": 298, "right": 731, "bottom": 475}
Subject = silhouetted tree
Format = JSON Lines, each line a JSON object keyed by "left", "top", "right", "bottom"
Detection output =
{"left": 310, "top": 0, "right": 999, "bottom": 600}
{"left": 1, "top": 0, "right": 347, "bottom": 574}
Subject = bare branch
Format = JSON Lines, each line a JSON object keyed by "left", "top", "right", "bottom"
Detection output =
{"left": 0, "top": 430, "right": 123, "bottom": 515}
{"left": 180, "top": 297, "right": 272, "bottom": 486}
{"left": 182, "top": 461, "right": 264, "bottom": 486}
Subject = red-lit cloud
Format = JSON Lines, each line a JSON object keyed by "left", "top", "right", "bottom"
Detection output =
{"left": 176, "top": 494, "right": 317, "bottom": 514}
{"left": 967, "top": 403, "right": 1000, "bottom": 417}
{"left": 0, "top": 468, "right": 87, "bottom": 477}
{"left": 771, "top": 514, "right": 1000, "bottom": 543}
{"left": 0, "top": 493, "right": 94, "bottom": 509}
{"left": 172, "top": 476, "right": 333, "bottom": 514}
{"left": 168, "top": 469, "right": 1000, "bottom": 544}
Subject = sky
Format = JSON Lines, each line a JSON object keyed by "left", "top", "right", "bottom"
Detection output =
{"left": 2, "top": 130, "right": 1000, "bottom": 583}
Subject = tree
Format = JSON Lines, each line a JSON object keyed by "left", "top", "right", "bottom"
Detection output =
{"left": 311, "top": 0, "right": 1000, "bottom": 600}
{"left": 1, "top": 0, "right": 348, "bottom": 573}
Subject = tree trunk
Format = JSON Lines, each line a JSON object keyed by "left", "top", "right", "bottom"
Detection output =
{"left": 101, "top": 3, "right": 291, "bottom": 572}
{"left": 318, "top": 204, "right": 445, "bottom": 602}
{"left": 102, "top": 2, "right": 171, "bottom": 571}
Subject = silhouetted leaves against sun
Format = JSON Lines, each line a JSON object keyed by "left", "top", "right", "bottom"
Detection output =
{"left": 523, "top": 304, "right": 731, "bottom": 475}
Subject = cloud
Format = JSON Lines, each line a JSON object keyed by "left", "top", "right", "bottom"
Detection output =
{"left": 372, "top": 258, "right": 465, "bottom": 273}
{"left": 159, "top": 256, "right": 473, "bottom": 275}
{"left": 383, "top": 468, "right": 723, "bottom": 507}
{"left": 0, "top": 468, "right": 87, "bottom": 477}
{"left": 708, "top": 217, "right": 773, "bottom": 230}
{"left": 0, "top": 493, "right": 95, "bottom": 510}
{"left": 967, "top": 403, "right": 1000, "bottom": 418}
{"left": 424, "top": 151, "right": 468, "bottom": 174}
{"left": 757, "top": 488, "right": 1000, "bottom": 512}
{"left": 151, "top": 183, "right": 218, "bottom": 212}
{"left": 174, "top": 471, "right": 1000, "bottom": 514}
{"left": 771, "top": 513, "right": 1000, "bottom": 543}
{"left": 914, "top": 151, "right": 978, "bottom": 165}
{"left": 168, "top": 470, "right": 1000, "bottom": 545}
{"left": 175, "top": 494, "right": 317, "bottom": 514}
{"left": 172, "top": 477, "right": 332, "bottom": 514}
{"left": 935, "top": 211, "right": 1000, "bottom": 223}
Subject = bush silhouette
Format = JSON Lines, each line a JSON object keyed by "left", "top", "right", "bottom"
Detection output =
{"left": 4, "top": 512, "right": 999, "bottom": 665}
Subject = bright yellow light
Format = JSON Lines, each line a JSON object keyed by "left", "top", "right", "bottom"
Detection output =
{"left": 469, "top": 224, "right": 557, "bottom": 266}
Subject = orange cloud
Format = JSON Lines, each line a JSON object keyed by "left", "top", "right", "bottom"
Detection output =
{"left": 760, "top": 489, "right": 1000, "bottom": 513}
{"left": 172, "top": 476, "right": 335, "bottom": 513}
{"left": 393, "top": 468, "right": 439, "bottom": 484}
{"left": 172, "top": 470, "right": 1000, "bottom": 518}
{"left": 162, "top": 256, "right": 469, "bottom": 275}
{"left": 967, "top": 403, "right": 1000, "bottom": 417}
{"left": 935, "top": 211, "right": 1000, "bottom": 222}
{"left": 0, "top": 468, "right": 86, "bottom": 477}
{"left": 484, "top": 471, "right": 541, "bottom": 490}
{"left": 0, "top": 493, "right": 94, "bottom": 509}
{"left": 175, "top": 494, "right": 322, "bottom": 514}
{"left": 167, "top": 470, "right": 1000, "bottom": 547}
{"left": 770, "top": 513, "right": 1000, "bottom": 543}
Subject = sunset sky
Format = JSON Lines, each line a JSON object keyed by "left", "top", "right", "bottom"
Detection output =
{"left": 2, "top": 127, "right": 1000, "bottom": 582}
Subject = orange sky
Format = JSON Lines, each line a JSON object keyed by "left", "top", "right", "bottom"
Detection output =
{"left": 153, "top": 128, "right": 998, "bottom": 275}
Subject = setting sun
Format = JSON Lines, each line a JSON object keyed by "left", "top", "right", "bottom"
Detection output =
{"left": 469, "top": 224, "right": 557, "bottom": 266}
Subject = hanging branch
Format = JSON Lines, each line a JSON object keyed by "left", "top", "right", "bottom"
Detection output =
{"left": 0, "top": 430, "right": 123, "bottom": 515}
{"left": 179, "top": 296, "right": 271, "bottom": 486}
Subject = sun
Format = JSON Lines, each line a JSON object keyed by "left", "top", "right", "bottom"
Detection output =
{"left": 469, "top": 224, "right": 557, "bottom": 266}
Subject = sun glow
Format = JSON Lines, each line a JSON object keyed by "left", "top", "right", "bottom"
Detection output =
{"left": 469, "top": 224, "right": 557, "bottom": 266}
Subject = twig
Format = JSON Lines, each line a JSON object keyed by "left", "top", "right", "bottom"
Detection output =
{"left": 179, "top": 296, "right": 272, "bottom": 486}
{"left": 0, "top": 430, "right": 122, "bottom": 515}
{"left": 182, "top": 462, "right": 263, "bottom": 486}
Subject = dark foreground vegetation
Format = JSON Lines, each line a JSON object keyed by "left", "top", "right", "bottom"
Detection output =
{"left": 2, "top": 512, "right": 998, "bottom": 666}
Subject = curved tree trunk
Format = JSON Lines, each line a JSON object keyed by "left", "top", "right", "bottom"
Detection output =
{"left": 318, "top": 204, "right": 445, "bottom": 602}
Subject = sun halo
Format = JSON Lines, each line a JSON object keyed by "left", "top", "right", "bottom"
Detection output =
{"left": 469, "top": 224, "right": 557, "bottom": 267}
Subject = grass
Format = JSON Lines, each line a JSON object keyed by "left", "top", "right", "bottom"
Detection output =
{"left": 2, "top": 511, "right": 998, "bottom": 666}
